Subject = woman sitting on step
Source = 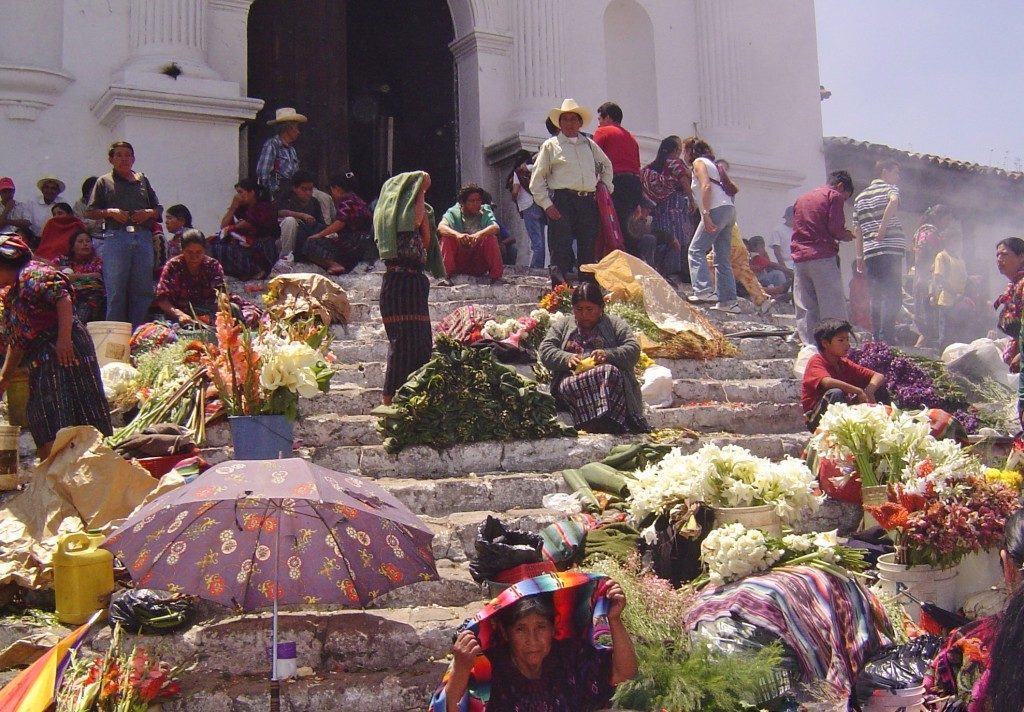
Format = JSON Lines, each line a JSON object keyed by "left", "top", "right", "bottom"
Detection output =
{"left": 539, "top": 281, "right": 651, "bottom": 434}
{"left": 154, "top": 229, "right": 227, "bottom": 324}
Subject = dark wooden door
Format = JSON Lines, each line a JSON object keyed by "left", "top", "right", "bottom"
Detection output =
{"left": 246, "top": 0, "right": 456, "bottom": 207}
{"left": 247, "top": 0, "right": 348, "bottom": 187}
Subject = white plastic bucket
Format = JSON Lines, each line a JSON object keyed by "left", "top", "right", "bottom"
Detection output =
{"left": 712, "top": 504, "right": 782, "bottom": 536}
{"left": 875, "top": 553, "right": 958, "bottom": 622}
{"left": 86, "top": 321, "right": 132, "bottom": 366}
{"left": 862, "top": 685, "right": 925, "bottom": 711}
{"left": 0, "top": 424, "right": 19, "bottom": 491}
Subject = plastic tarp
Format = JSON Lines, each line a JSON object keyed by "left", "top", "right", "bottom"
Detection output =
{"left": 581, "top": 250, "right": 719, "bottom": 339}
{"left": 0, "top": 426, "right": 172, "bottom": 589}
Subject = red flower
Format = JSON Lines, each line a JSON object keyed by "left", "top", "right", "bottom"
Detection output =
{"left": 867, "top": 502, "right": 909, "bottom": 531}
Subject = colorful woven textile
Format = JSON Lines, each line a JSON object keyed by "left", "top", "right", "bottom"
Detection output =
{"left": 684, "top": 566, "right": 893, "bottom": 698}
{"left": 434, "top": 305, "right": 492, "bottom": 344}
{"left": 428, "top": 572, "right": 613, "bottom": 712}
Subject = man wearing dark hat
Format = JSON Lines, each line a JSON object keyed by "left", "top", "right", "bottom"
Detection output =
{"left": 26, "top": 175, "right": 65, "bottom": 236}
{"left": 256, "top": 107, "right": 307, "bottom": 198}
{"left": 530, "top": 98, "right": 614, "bottom": 283}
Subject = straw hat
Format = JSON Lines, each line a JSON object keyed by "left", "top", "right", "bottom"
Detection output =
{"left": 548, "top": 98, "right": 592, "bottom": 128}
{"left": 267, "top": 107, "right": 308, "bottom": 125}
{"left": 36, "top": 175, "right": 65, "bottom": 193}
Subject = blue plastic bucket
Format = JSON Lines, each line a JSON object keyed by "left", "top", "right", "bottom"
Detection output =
{"left": 228, "top": 415, "right": 295, "bottom": 459}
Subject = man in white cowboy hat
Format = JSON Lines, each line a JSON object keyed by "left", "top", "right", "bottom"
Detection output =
{"left": 530, "top": 98, "right": 613, "bottom": 282}
{"left": 25, "top": 175, "right": 66, "bottom": 236}
{"left": 256, "top": 107, "right": 307, "bottom": 198}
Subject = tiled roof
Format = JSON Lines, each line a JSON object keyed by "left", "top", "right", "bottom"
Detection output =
{"left": 824, "top": 136, "right": 1024, "bottom": 182}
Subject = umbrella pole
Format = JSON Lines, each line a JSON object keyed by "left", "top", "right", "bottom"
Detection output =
{"left": 270, "top": 512, "right": 280, "bottom": 710}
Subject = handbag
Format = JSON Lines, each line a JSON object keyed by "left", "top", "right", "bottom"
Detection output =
{"left": 587, "top": 139, "right": 625, "bottom": 258}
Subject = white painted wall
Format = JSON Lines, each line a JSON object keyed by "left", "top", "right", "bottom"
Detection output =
{"left": 2, "top": 0, "right": 826, "bottom": 262}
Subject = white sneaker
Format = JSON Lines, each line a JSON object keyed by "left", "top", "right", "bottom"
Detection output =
{"left": 710, "top": 301, "right": 742, "bottom": 314}
{"left": 687, "top": 291, "right": 716, "bottom": 304}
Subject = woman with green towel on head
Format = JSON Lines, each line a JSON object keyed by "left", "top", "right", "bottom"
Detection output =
{"left": 373, "top": 171, "right": 447, "bottom": 405}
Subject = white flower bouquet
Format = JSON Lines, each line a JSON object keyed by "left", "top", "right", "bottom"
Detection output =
{"left": 698, "top": 523, "right": 868, "bottom": 587}
{"left": 808, "top": 402, "right": 981, "bottom": 489}
{"left": 628, "top": 443, "right": 820, "bottom": 543}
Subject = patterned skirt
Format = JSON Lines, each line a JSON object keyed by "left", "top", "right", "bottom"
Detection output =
{"left": 652, "top": 191, "right": 694, "bottom": 249}
{"left": 303, "top": 232, "right": 368, "bottom": 272}
{"left": 380, "top": 269, "right": 432, "bottom": 397}
{"left": 556, "top": 363, "right": 628, "bottom": 433}
{"left": 26, "top": 320, "right": 113, "bottom": 447}
{"left": 208, "top": 238, "right": 279, "bottom": 280}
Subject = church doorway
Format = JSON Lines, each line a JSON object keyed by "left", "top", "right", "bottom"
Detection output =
{"left": 246, "top": 0, "right": 458, "bottom": 207}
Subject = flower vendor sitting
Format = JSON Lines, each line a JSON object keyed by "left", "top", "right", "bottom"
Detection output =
{"left": 539, "top": 281, "right": 651, "bottom": 434}
{"left": 801, "top": 318, "right": 886, "bottom": 431}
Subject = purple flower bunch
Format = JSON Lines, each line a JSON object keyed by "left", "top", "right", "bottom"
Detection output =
{"left": 849, "top": 341, "right": 979, "bottom": 432}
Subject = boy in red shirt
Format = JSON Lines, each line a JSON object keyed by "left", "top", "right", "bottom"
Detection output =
{"left": 801, "top": 318, "right": 886, "bottom": 431}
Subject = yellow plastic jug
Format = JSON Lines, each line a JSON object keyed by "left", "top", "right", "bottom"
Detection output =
{"left": 53, "top": 532, "right": 114, "bottom": 624}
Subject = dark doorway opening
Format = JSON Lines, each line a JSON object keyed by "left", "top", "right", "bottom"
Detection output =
{"left": 246, "top": 0, "right": 457, "bottom": 207}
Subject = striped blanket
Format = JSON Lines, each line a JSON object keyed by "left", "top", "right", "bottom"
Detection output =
{"left": 684, "top": 566, "right": 893, "bottom": 698}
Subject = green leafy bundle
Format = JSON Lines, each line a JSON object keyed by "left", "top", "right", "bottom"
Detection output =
{"left": 607, "top": 297, "right": 667, "bottom": 342}
{"left": 589, "top": 556, "right": 784, "bottom": 712}
{"left": 374, "top": 335, "right": 575, "bottom": 453}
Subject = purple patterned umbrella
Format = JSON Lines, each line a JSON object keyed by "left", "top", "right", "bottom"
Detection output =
{"left": 103, "top": 458, "right": 438, "bottom": 611}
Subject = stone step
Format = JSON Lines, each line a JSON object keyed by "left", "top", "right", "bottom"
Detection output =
{"left": 647, "top": 402, "right": 805, "bottom": 434}
{"left": 163, "top": 667, "right": 443, "bottom": 712}
{"left": 100, "top": 602, "right": 477, "bottom": 676}
{"left": 657, "top": 357, "right": 795, "bottom": 381}
{"left": 345, "top": 300, "right": 540, "bottom": 324}
{"left": 672, "top": 378, "right": 799, "bottom": 406}
{"left": 295, "top": 431, "right": 808, "bottom": 481}
{"left": 380, "top": 472, "right": 566, "bottom": 517}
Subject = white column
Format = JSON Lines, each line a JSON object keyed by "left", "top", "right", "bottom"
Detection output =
{"left": 694, "top": 0, "right": 748, "bottom": 134}
{"left": 121, "top": 0, "right": 219, "bottom": 79}
{"left": 508, "top": 0, "right": 565, "bottom": 129}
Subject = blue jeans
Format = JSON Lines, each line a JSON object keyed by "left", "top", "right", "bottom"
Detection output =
{"left": 522, "top": 203, "right": 546, "bottom": 268}
{"left": 102, "top": 228, "right": 154, "bottom": 327}
{"left": 688, "top": 204, "right": 737, "bottom": 302}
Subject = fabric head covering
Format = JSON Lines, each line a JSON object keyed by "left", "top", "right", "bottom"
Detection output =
{"left": 0, "top": 234, "right": 33, "bottom": 261}
{"left": 429, "top": 571, "right": 612, "bottom": 711}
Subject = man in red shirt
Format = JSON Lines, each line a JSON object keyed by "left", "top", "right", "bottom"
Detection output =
{"left": 791, "top": 170, "right": 856, "bottom": 345}
{"left": 594, "top": 102, "right": 642, "bottom": 255}
{"left": 801, "top": 318, "right": 886, "bottom": 431}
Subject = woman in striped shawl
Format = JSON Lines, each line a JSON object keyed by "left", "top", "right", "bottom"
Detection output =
{"left": 0, "top": 234, "right": 111, "bottom": 458}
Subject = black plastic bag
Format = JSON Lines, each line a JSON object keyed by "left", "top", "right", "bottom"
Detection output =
{"left": 468, "top": 516, "right": 544, "bottom": 583}
{"left": 108, "top": 588, "right": 194, "bottom": 634}
{"left": 854, "top": 634, "right": 943, "bottom": 699}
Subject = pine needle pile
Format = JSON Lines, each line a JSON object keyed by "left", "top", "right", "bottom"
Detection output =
{"left": 589, "top": 556, "right": 783, "bottom": 712}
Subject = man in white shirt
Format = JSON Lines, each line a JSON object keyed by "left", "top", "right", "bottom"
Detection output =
{"left": 25, "top": 175, "right": 65, "bottom": 237}
{"left": 530, "top": 98, "right": 614, "bottom": 283}
{"left": 766, "top": 205, "right": 795, "bottom": 280}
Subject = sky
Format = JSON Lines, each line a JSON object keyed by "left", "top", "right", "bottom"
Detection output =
{"left": 814, "top": 0, "right": 1024, "bottom": 170}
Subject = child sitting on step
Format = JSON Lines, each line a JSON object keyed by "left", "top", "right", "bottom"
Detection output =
{"left": 801, "top": 318, "right": 886, "bottom": 432}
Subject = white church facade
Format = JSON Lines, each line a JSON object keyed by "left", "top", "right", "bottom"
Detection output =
{"left": 1, "top": 0, "right": 826, "bottom": 245}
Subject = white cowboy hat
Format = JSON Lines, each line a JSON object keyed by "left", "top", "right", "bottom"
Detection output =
{"left": 267, "top": 107, "right": 308, "bottom": 125}
{"left": 548, "top": 98, "right": 592, "bottom": 128}
{"left": 36, "top": 175, "right": 65, "bottom": 193}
